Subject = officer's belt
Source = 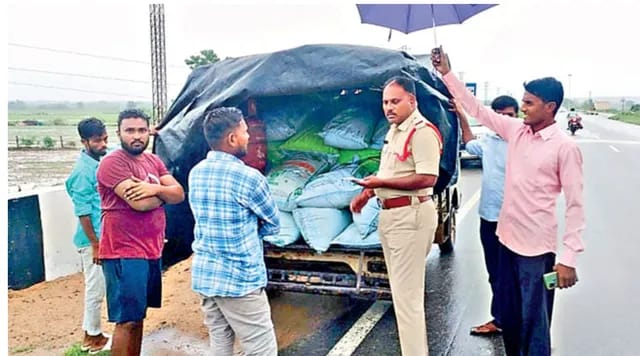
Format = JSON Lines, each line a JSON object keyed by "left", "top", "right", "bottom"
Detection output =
{"left": 379, "top": 195, "right": 431, "bottom": 210}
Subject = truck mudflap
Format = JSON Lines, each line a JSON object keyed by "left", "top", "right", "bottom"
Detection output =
{"left": 264, "top": 245, "right": 392, "bottom": 299}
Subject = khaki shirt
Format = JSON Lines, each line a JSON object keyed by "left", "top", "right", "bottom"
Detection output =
{"left": 374, "top": 109, "right": 441, "bottom": 199}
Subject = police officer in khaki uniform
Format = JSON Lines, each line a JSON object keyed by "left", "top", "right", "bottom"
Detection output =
{"left": 350, "top": 76, "right": 442, "bottom": 356}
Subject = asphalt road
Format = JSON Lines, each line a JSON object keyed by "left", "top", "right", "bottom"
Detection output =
{"left": 271, "top": 113, "right": 640, "bottom": 356}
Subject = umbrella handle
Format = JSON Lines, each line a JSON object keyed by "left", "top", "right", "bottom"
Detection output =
{"left": 431, "top": 4, "right": 438, "bottom": 47}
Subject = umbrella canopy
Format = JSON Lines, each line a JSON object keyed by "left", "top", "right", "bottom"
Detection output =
{"left": 356, "top": 3, "right": 497, "bottom": 44}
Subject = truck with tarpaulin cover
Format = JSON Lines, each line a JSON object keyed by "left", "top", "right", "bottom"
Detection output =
{"left": 153, "top": 44, "right": 461, "bottom": 300}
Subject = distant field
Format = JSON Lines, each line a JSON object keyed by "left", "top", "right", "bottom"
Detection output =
{"left": 611, "top": 112, "right": 640, "bottom": 126}
{"left": 7, "top": 104, "right": 153, "bottom": 191}
{"left": 8, "top": 110, "right": 122, "bottom": 125}
{"left": 8, "top": 124, "right": 118, "bottom": 148}
{"left": 8, "top": 105, "right": 155, "bottom": 148}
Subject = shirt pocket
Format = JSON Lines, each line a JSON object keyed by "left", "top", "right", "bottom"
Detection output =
{"left": 533, "top": 153, "right": 560, "bottom": 188}
{"left": 381, "top": 144, "right": 402, "bottom": 170}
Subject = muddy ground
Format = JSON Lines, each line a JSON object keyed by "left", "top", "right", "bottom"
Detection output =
{"left": 8, "top": 255, "right": 350, "bottom": 355}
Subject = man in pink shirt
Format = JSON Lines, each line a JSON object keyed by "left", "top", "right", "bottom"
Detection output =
{"left": 432, "top": 48, "right": 584, "bottom": 356}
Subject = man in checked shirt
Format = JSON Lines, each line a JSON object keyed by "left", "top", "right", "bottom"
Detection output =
{"left": 188, "top": 107, "right": 280, "bottom": 356}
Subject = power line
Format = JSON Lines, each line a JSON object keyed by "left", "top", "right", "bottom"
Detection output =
{"left": 8, "top": 66, "right": 182, "bottom": 86}
{"left": 8, "top": 42, "right": 186, "bottom": 69}
{"left": 9, "top": 81, "right": 150, "bottom": 99}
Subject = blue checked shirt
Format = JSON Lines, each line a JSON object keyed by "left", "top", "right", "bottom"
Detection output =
{"left": 189, "top": 151, "right": 280, "bottom": 297}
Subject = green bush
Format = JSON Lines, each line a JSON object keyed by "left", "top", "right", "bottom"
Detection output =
{"left": 64, "top": 343, "right": 110, "bottom": 356}
{"left": 20, "top": 137, "right": 36, "bottom": 147}
{"left": 42, "top": 136, "right": 56, "bottom": 149}
{"left": 52, "top": 118, "right": 67, "bottom": 126}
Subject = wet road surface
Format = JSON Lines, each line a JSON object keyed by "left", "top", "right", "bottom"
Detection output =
{"left": 139, "top": 113, "right": 640, "bottom": 356}
{"left": 277, "top": 114, "right": 640, "bottom": 356}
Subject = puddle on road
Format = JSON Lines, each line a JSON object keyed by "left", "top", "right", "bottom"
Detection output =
{"left": 141, "top": 327, "right": 212, "bottom": 356}
{"left": 139, "top": 292, "right": 357, "bottom": 356}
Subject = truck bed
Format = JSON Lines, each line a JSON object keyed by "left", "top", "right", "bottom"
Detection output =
{"left": 264, "top": 241, "right": 382, "bottom": 253}
{"left": 264, "top": 241, "right": 391, "bottom": 299}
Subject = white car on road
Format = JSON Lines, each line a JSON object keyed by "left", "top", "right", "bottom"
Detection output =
{"left": 460, "top": 116, "right": 494, "bottom": 163}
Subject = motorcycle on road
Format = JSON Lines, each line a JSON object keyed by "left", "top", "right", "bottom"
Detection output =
{"left": 568, "top": 116, "right": 583, "bottom": 135}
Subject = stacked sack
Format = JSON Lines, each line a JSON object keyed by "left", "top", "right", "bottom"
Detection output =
{"left": 261, "top": 95, "right": 388, "bottom": 252}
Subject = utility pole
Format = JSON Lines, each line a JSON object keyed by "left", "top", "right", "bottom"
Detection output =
{"left": 483, "top": 81, "right": 489, "bottom": 105}
{"left": 567, "top": 73, "right": 572, "bottom": 102}
{"left": 149, "top": 4, "right": 167, "bottom": 126}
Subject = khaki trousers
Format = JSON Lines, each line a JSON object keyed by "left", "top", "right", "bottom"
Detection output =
{"left": 200, "top": 288, "right": 277, "bottom": 356}
{"left": 378, "top": 198, "right": 437, "bottom": 356}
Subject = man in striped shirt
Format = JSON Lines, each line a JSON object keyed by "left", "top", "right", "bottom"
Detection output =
{"left": 188, "top": 107, "right": 280, "bottom": 356}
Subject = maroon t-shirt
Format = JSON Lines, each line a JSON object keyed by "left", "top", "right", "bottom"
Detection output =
{"left": 96, "top": 149, "right": 169, "bottom": 259}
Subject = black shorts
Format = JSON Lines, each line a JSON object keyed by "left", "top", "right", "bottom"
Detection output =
{"left": 102, "top": 258, "right": 162, "bottom": 323}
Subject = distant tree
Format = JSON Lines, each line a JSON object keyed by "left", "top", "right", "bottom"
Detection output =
{"left": 580, "top": 98, "right": 595, "bottom": 111}
{"left": 185, "top": 49, "right": 220, "bottom": 70}
{"left": 126, "top": 101, "right": 137, "bottom": 109}
{"left": 76, "top": 102, "right": 84, "bottom": 109}
{"left": 630, "top": 104, "right": 640, "bottom": 112}
{"left": 8, "top": 100, "right": 26, "bottom": 110}
{"left": 563, "top": 98, "right": 579, "bottom": 109}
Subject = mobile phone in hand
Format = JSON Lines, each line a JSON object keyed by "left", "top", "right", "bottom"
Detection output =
{"left": 543, "top": 271, "right": 558, "bottom": 290}
{"left": 431, "top": 47, "right": 442, "bottom": 65}
{"left": 343, "top": 177, "right": 364, "bottom": 184}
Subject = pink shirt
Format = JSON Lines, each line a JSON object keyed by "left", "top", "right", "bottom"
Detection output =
{"left": 443, "top": 72, "right": 585, "bottom": 267}
{"left": 97, "top": 149, "right": 169, "bottom": 260}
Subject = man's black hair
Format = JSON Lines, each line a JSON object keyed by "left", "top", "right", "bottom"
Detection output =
{"left": 523, "top": 77, "right": 564, "bottom": 114}
{"left": 203, "top": 107, "right": 244, "bottom": 148}
{"left": 491, "top": 95, "right": 519, "bottom": 113}
{"left": 384, "top": 76, "right": 416, "bottom": 96}
{"left": 77, "top": 117, "right": 106, "bottom": 140}
{"left": 118, "top": 109, "right": 151, "bottom": 129}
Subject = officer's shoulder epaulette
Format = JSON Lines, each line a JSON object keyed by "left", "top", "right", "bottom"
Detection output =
{"left": 411, "top": 117, "right": 443, "bottom": 154}
{"left": 412, "top": 116, "right": 430, "bottom": 130}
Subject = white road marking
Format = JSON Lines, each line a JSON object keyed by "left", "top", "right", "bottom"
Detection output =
{"left": 456, "top": 189, "right": 481, "bottom": 222}
{"left": 326, "top": 188, "right": 482, "bottom": 356}
{"left": 609, "top": 145, "right": 621, "bottom": 153}
{"left": 326, "top": 300, "right": 392, "bottom": 356}
{"left": 577, "top": 139, "right": 640, "bottom": 145}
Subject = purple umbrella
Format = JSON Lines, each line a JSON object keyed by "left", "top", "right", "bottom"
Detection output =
{"left": 356, "top": 4, "right": 497, "bottom": 45}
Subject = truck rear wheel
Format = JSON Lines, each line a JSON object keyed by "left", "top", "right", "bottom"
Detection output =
{"left": 438, "top": 210, "right": 456, "bottom": 254}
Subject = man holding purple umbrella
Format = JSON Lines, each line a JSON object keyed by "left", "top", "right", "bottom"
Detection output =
{"left": 432, "top": 47, "right": 585, "bottom": 356}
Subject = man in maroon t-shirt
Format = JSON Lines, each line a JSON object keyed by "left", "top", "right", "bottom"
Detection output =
{"left": 97, "top": 109, "right": 184, "bottom": 356}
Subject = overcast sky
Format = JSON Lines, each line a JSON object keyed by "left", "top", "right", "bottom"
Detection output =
{"left": 7, "top": 0, "right": 640, "bottom": 102}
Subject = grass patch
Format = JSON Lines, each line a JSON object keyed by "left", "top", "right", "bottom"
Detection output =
{"left": 64, "top": 343, "right": 111, "bottom": 356}
{"left": 8, "top": 110, "right": 122, "bottom": 126}
{"left": 610, "top": 112, "right": 640, "bottom": 125}
{"left": 10, "top": 346, "right": 35, "bottom": 353}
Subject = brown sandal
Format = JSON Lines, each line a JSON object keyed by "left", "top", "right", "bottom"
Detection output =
{"left": 470, "top": 320, "right": 503, "bottom": 336}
